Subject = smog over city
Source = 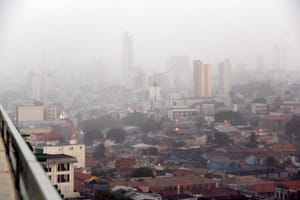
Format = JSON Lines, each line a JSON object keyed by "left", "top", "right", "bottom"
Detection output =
{"left": 1, "top": 1, "right": 300, "bottom": 199}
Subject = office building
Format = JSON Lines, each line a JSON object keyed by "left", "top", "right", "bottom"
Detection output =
{"left": 168, "top": 56, "right": 190, "bottom": 89}
{"left": 193, "top": 60, "right": 212, "bottom": 97}
{"left": 219, "top": 59, "right": 231, "bottom": 95}
{"left": 122, "top": 31, "right": 134, "bottom": 88}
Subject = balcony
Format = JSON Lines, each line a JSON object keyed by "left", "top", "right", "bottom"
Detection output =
{"left": 0, "top": 105, "right": 61, "bottom": 200}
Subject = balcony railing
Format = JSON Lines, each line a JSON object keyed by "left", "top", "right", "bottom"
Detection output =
{"left": 0, "top": 105, "right": 61, "bottom": 200}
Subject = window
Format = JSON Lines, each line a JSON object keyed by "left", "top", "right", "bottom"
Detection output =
{"left": 57, "top": 174, "right": 70, "bottom": 183}
{"left": 57, "top": 163, "right": 70, "bottom": 171}
{"left": 44, "top": 164, "right": 52, "bottom": 172}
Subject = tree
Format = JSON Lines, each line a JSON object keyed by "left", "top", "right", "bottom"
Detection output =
{"left": 122, "top": 112, "right": 160, "bottom": 133}
{"left": 107, "top": 128, "right": 126, "bottom": 143}
{"left": 248, "top": 132, "right": 258, "bottom": 148}
{"left": 215, "top": 111, "right": 246, "bottom": 125}
{"left": 214, "top": 132, "right": 230, "bottom": 146}
{"left": 271, "top": 96, "right": 283, "bottom": 112}
{"left": 94, "top": 144, "right": 105, "bottom": 160}
{"left": 174, "top": 141, "right": 186, "bottom": 148}
{"left": 131, "top": 167, "right": 154, "bottom": 178}
{"left": 264, "top": 156, "right": 277, "bottom": 167}
{"left": 140, "top": 119, "right": 160, "bottom": 133}
{"left": 207, "top": 134, "right": 214, "bottom": 144}
{"left": 122, "top": 112, "right": 148, "bottom": 127}
{"left": 143, "top": 147, "right": 159, "bottom": 156}
{"left": 253, "top": 97, "right": 267, "bottom": 104}
{"left": 84, "top": 129, "right": 104, "bottom": 145}
{"left": 195, "top": 115, "right": 205, "bottom": 131}
{"left": 285, "top": 115, "right": 300, "bottom": 141}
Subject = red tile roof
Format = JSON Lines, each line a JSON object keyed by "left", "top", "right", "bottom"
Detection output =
{"left": 278, "top": 180, "right": 300, "bottom": 190}
{"left": 74, "top": 171, "right": 92, "bottom": 181}
{"left": 246, "top": 182, "right": 275, "bottom": 193}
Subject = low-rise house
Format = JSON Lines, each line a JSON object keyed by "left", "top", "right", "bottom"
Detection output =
{"left": 110, "top": 176, "right": 216, "bottom": 197}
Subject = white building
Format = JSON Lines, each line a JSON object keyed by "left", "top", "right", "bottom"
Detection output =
{"left": 251, "top": 103, "right": 268, "bottom": 114}
{"left": 169, "top": 56, "right": 190, "bottom": 89}
{"left": 43, "top": 143, "right": 85, "bottom": 168}
{"left": 168, "top": 106, "right": 197, "bottom": 120}
{"left": 149, "top": 83, "right": 161, "bottom": 102}
{"left": 29, "top": 71, "right": 43, "bottom": 102}
{"left": 40, "top": 154, "right": 79, "bottom": 199}
{"left": 17, "top": 105, "right": 44, "bottom": 125}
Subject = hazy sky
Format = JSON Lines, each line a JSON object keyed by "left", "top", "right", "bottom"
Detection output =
{"left": 1, "top": 0, "right": 300, "bottom": 74}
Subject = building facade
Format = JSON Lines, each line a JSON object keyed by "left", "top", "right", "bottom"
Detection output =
{"left": 218, "top": 59, "right": 231, "bottom": 95}
{"left": 40, "top": 154, "right": 79, "bottom": 199}
{"left": 193, "top": 60, "right": 211, "bottom": 97}
{"left": 43, "top": 144, "right": 86, "bottom": 168}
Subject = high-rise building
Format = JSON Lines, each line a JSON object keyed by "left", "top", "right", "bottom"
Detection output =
{"left": 168, "top": 56, "right": 190, "bottom": 89}
{"left": 256, "top": 55, "right": 264, "bottom": 71}
{"left": 273, "top": 44, "right": 285, "bottom": 71}
{"left": 218, "top": 59, "right": 231, "bottom": 95}
{"left": 149, "top": 82, "right": 161, "bottom": 102}
{"left": 193, "top": 60, "right": 211, "bottom": 97}
{"left": 122, "top": 31, "right": 134, "bottom": 88}
{"left": 29, "top": 71, "right": 43, "bottom": 102}
{"left": 122, "top": 31, "right": 134, "bottom": 71}
{"left": 29, "top": 71, "right": 54, "bottom": 103}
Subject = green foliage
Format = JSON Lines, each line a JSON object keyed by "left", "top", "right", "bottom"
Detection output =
{"left": 195, "top": 115, "right": 205, "bottom": 130}
{"left": 215, "top": 111, "right": 246, "bottom": 125}
{"left": 122, "top": 112, "right": 148, "bottom": 127}
{"left": 232, "top": 81, "right": 276, "bottom": 99}
{"left": 122, "top": 112, "right": 161, "bottom": 133}
{"left": 143, "top": 147, "right": 159, "bottom": 156}
{"left": 248, "top": 132, "right": 258, "bottom": 148}
{"left": 131, "top": 167, "right": 154, "bottom": 178}
{"left": 107, "top": 128, "right": 125, "bottom": 143}
{"left": 264, "top": 156, "right": 277, "bottom": 167}
{"left": 207, "top": 134, "right": 214, "bottom": 144}
{"left": 285, "top": 115, "right": 300, "bottom": 140}
{"left": 253, "top": 97, "right": 267, "bottom": 104}
{"left": 82, "top": 115, "right": 119, "bottom": 132}
{"left": 84, "top": 129, "right": 104, "bottom": 145}
{"left": 271, "top": 96, "right": 283, "bottom": 112}
{"left": 214, "top": 132, "right": 230, "bottom": 146}
{"left": 140, "top": 119, "right": 160, "bottom": 133}
{"left": 94, "top": 143, "right": 105, "bottom": 160}
{"left": 174, "top": 141, "right": 186, "bottom": 147}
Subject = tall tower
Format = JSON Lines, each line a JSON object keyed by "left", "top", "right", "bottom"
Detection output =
{"left": 122, "top": 31, "right": 134, "bottom": 88}
{"left": 122, "top": 31, "right": 134, "bottom": 73}
{"left": 273, "top": 44, "right": 285, "bottom": 71}
{"left": 168, "top": 56, "right": 190, "bottom": 89}
{"left": 219, "top": 59, "right": 231, "bottom": 95}
{"left": 29, "top": 71, "right": 43, "bottom": 102}
{"left": 193, "top": 60, "right": 211, "bottom": 97}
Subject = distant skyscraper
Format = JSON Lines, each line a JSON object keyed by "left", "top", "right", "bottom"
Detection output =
{"left": 168, "top": 56, "right": 190, "bottom": 89}
{"left": 122, "top": 31, "right": 134, "bottom": 88}
{"left": 273, "top": 44, "right": 285, "bottom": 71}
{"left": 29, "top": 71, "right": 42, "bottom": 102}
{"left": 193, "top": 60, "right": 211, "bottom": 97}
{"left": 256, "top": 55, "right": 264, "bottom": 71}
{"left": 122, "top": 31, "right": 134, "bottom": 73}
{"left": 218, "top": 59, "right": 231, "bottom": 95}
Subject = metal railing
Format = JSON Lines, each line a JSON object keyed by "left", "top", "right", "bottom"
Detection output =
{"left": 0, "top": 105, "right": 61, "bottom": 200}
